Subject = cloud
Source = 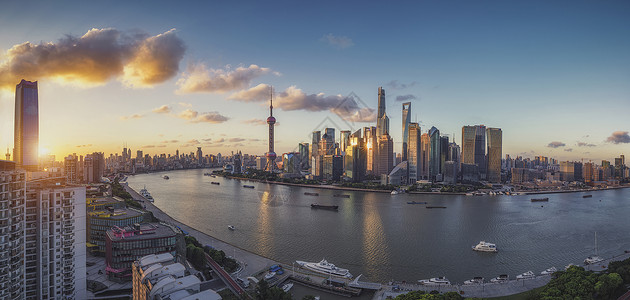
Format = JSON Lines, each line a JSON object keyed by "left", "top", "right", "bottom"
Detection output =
{"left": 576, "top": 141, "right": 596, "bottom": 147}
{"left": 228, "top": 83, "right": 270, "bottom": 102}
{"left": 76, "top": 144, "right": 92, "bottom": 148}
{"left": 0, "top": 28, "right": 185, "bottom": 89}
{"left": 177, "top": 109, "right": 229, "bottom": 123}
{"left": 242, "top": 119, "right": 268, "bottom": 125}
{"left": 120, "top": 113, "right": 144, "bottom": 120}
{"left": 564, "top": 148, "right": 573, "bottom": 152}
{"left": 229, "top": 138, "right": 246, "bottom": 143}
{"left": 143, "top": 145, "right": 155, "bottom": 148}
{"left": 161, "top": 140, "right": 179, "bottom": 144}
{"left": 178, "top": 102, "right": 193, "bottom": 107}
{"left": 547, "top": 141, "right": 565, "bottom": 148}
{"left": 152, "top": 105, "right": 171, "bottom": 114}
{"left": 230, "top": 85, "right": 374, "bottom": 123}
{"left": 320, "top": 33, "right": 354, "bottom": 49}
{"left": 395, "top": 94, "right": 417, "bottom": 101}
{"left": 607, "top": 131, "right": 630, "bottom": 144}
{"left": 386, "top": 80, "right": 417, "bottom": 90}
{"left": 176, "top": 64, "right": 271, "bottom": 93}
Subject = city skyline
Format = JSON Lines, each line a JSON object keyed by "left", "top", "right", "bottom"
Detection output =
{"left": 0, "top": 1, "right": 628, "bottom": 161}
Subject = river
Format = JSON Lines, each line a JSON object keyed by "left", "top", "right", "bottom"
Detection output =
{"left": 127, "top": 169, "right": 630, "bottom": 284}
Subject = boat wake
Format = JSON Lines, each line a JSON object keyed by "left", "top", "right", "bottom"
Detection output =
{"left": 506, "top": 220, "right": 545, "bottom": 226}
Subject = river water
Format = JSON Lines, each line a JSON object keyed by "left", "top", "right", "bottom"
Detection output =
{"left": 127, "top": 169, "right": 630, "bottom": 284}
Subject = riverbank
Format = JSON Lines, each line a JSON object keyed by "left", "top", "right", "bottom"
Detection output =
{"left": 521, "top": 185, "right": 629, "bottom": 195}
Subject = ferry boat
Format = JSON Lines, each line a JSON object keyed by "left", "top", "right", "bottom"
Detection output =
{"left": 540, "top": 267, "right": 557, "bottom": 275}
{"left": 243, "top": 185, "right": 255, "bottom": 189}
{"left": 211, "top": 182, "right": 220, "bottom": 185}
{"left": 163, "top": 175, "right": 169, "bottom": 180}
{"left": 295, "top": 259, "right": 353, "bottom": 278}
{"left": 407, "top": 201, "right": 428, "bottom": 204}
{"left": 139, "top": 186, "right": 154, "bottom": 202}
{"left": 472, "top": 241, "right": 498, "bottom": 252}
{"left": 228, "top": 225, "right": 235, "bottom": 230}
{"left": 582, "top": 195, "right": 593, "bottom": 198}
{"left": 310, "top": 204, "right": 339, "bottom": 210}
{"left": 516, "top": 271, "right": 535, "bottom": 280}
{"left": 333, "top": 194, "right": 350, "bottom": 198}
{"left": 418, "top": 277, "right": 450, "bottom": 285}
{"left": 304, "top": 192, "right": 319, "bottom": 196}
{"left": 531, "top": 197, "right": 549, "bottom": 202}
{"left": 490, "top": 274, "right": 509, "bottom": 283}
{"left": 282, "top": 282, "right": 293, "bottom": 292}
{"left": 463, "top": 277, "right": 484, "bottom": 285}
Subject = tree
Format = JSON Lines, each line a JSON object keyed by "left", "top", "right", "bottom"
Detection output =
{"left": 594, "top": 273, "right": 623, "bottom": 299}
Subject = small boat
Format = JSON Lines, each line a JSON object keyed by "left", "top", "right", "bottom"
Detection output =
{"left": 582, "top": 195, "right": 593, "bottom": 198}
{"left": 304, "top": 192, "right": 319, "bottom": 196}
{"left": 282, "top": 282, "right": 293, "bottom": 292}
{"left": 243, "top": 185, "right": 255, "bottom": 188}
{"left": 314, "top": 297, "right": 320, "bottom": 300}
{"left": 264, "top": 271, "right": 276, "bottom": 280}
{"left": 407, "top": 201, "right": 428, "bottom": 204}
{"left": 516, "top": 271, "right": 535, "bottom": 280}
{"left": 333, "top": 194, "right": 350, "bottom": 198}
{"left": 465, "top": 193, "right": 473, "bottom": 196}
{"left": 163, "top": 175, "right": 169, "bottom": 180}
{"left": 211, "top": 182, "right": 220, "bottom": 185}
{"left": 584, "top": 232, "right": 603, "bottom": 265}
{"left": 463, "top": 277, "right": 484, "bottom": 285}
{"left": 391, "top": 190, "right": 401, "bottom": 195}
{"left": 228, "top": 225, "right": 235, "bottom": 230}
{"left": 472, "top": 241, "right": 498, "bottom": 252}
{"left": 540, "top": 267, "right": 557, "bottom": 275}
{"left": 531, "top": 197, "right": 549, "bottom": 202}
{"left": 490, "top": 274, "right": 509, "bottom": 283}
{"left": 311, "top": 204, "right": 339, "bottom": 210}
{"left": 426, "top": 206, "right": 446, "bottom": 209}
{"left": 418, "top": 277, "right": 450, "bottom": 285}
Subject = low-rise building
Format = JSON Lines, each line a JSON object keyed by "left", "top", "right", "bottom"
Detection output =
{"left": 105, "top": 223, "right": 184, "bottom": 282}
{"left": 87, "top": 203, "right": 150, "bottom": 256}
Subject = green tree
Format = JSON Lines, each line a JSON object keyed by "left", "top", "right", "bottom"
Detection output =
{"left": 594, "top": 273, "right": 623, "bottom": 299}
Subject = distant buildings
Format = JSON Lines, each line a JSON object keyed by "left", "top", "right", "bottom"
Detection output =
{"left": 14, "top": 80, "right": 39, "bottom": 171}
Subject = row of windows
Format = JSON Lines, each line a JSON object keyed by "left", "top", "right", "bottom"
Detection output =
{"left": 111, "top": 237, "right": 176, "bottom": 250}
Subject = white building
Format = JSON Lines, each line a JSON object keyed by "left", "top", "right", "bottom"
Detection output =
{"left": 25, "top": 180, "right": 86, "bottom": 300}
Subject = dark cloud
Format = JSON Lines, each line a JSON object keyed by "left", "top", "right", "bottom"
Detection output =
{"left": 395, "top": 94, "right": 417, "bottom": 101}
{"left": 176, "top": 64, "right": 272, "bottom": 93}
{"left": 0, "top": 28, "right": 185, "bottom": 89}
{"left": 320, "top": 33, "right": 354, "bottom": 49}
{"left": 576, "top": 141, "right": 596, "bottom": 147}
{"left": 386, "top": 80, "right": 417, "bottom": 90}
{"left": 607, "top": 131, "right": 630, "bottom": 144}
{"left": 547, "top": 141, "right": 566, "bottom": 148}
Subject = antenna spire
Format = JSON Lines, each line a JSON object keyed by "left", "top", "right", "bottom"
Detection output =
{"left": 269, "top": 86, "right": 273, "bottom": 117}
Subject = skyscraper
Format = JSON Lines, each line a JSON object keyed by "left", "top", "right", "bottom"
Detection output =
{"left": 363, "top": 127, "right": 377, "bottom": 174}
{"left": 420, "top": 133, "right": 429, "bottom": 180}
{"left": 339, "top": 130, "right": 351, "bottom": 155}
{"left": 486, "top": 127, "right": 502, "bottom": 183}
{"left": 402, "top": 102, "right": 411, "bottom": 162}
{"left": 428, "top": 127, "right": 441, "bottom": 181}
{"left": 408, "top": 123, "right": 421, "bottom": 184}
{"left": 265, "top": 88, "right": 277, "bottom": 172}
{"left": 461, "top": 125, "right": 487, "bottom": 180}
{"left": 196, "top": 147, "right": 203, "bottom": 165}
{"left": 344, "top": 129, "right": 366, "bottom": 182}
{"left": 376, "top": 87, "right": 389, "bottom": 136}
{"left": 14, "top": 79, "right": 39, "bottom": 171}
{"left": 475, "top": 125, "right": 487, "bottom": 179}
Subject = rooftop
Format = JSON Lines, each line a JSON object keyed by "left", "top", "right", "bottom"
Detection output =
{"left": 89, "top": 206, "right": 145, "bottom": 220}
{"left": 107, "top": 223, "right": 180, "bottom": 242}
{"left": 138, "top": 253, "right": 175, "bottom": 269}
{"left": 163, "top": 288, "right": 222, "bottom": 300}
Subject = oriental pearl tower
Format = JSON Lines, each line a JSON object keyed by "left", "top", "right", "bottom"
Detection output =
{"left": 264, "top": 87, "right": 277, "bottom": 172}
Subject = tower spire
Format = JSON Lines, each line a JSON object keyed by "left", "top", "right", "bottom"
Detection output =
{"left": 264, "top": 86, "right": 277, "bottom": 172}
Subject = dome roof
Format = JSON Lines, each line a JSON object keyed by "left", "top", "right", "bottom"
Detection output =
{"left": 267, "top": 116, "right": 276, "bottom": 124}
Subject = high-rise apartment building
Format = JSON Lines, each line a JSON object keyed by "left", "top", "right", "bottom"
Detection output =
{"left": 407, "top": 123, "right": 421, "bottom": 184}
{"left": 24, "top": 181, "right": 87, "bottom": 300}
{"left": 64, "top": 154, "right": 79, "bottom": 184}
{"left": 0, "top": 160, "right": 26, "bottom": 300}
{"left": 401, "top": 102, "right": 411, "bottom": 162}
{"left": 14, "top": 80, "right": 39, "bottom": 171}
{"left": 486, "top": 127, "right": 502, "bottom": 183}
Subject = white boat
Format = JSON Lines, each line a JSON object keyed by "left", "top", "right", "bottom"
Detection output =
{"left": 490, "top": 274, "right": 509, "bottom": 283}
{"left": 139, "top": 186, "right": 154, "bottom": 202}
{"left": 418, "top": 277, "right": 450, "bottom": 285}
{"left": 463, "top": 277, "right": 484, "bottom": 285}
{"left": 295, "top": 259, "right": 353, "bottom": 278}
{"left": 516, "top": 271, "right": 535, "bottom": 280}
{"left": 472, "top": 241, "right": 498, "bottom": 252}
{"left": 264, "top": 271, "right": 275, "bottom": 280}
{"left": 541, "top": 267, "right": 557, "bottom": 275}
{"left": 391, "top": 190, "right": 400, "bottom": 195}
{"left": 282, "top": 282, "right": 293, "bottom": 292}
{"left": 228, "top": 225, "right": 235, "bottom": 230}
{"left": 584, "top": 232, "right": 603, "bottom": 265}
{"left": 314, "top": 297, "right": 320, "bottom": 300}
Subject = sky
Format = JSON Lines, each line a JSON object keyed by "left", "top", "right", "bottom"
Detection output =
{"left": 0, "top": 0, "right": 629, "bottom": 162}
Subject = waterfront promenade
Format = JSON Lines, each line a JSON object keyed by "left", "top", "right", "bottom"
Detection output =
{"left": 123, "top": 184, "right": 276, "bottom": 279}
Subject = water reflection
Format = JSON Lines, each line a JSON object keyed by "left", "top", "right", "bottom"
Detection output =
{"left": 361, "top": 194, "right": 390, "bottom": 277}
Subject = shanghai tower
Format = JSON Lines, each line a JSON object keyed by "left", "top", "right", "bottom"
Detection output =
{"left": 14, "top": 79, "right": 39, "bottom": 171}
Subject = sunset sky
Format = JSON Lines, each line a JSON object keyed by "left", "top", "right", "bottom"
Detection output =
{"left": 0, "top": 1, "right": 628, "bottom": 162}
